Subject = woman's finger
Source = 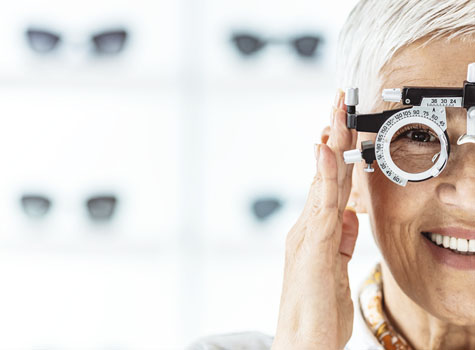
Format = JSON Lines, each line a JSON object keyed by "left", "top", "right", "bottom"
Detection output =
{"left": 317, "top": 143, "right": 338, "bottom": 212}
{"left": 302, "top": 143, "right": 339, "bottom": 245}
{"left": 327, "top": 96, "right": 354, "bottom": 174}
{"left": 326, "top": 91, "right": 359, "bottom": 214}
{"left": 328, "top": 91, "right": 351, "bottom": 147}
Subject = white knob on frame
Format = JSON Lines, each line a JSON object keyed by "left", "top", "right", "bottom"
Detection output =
{"left": 467, "top": 63, "right": 475, "bottom": 83}
{"left": 343, "top": 149, "right": 363, "bottom": 164}
{"left": 382, "top": 88, "right": 402, "bottom": 102}
{"left": 345, "top": 88, "right": 359, "bottom": 106}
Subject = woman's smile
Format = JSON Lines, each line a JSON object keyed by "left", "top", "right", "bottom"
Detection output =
{"left": 421, "top": 227, "right": 475, "bottom": 270}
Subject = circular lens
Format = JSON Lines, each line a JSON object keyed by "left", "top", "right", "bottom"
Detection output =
{"left": 389, "top": 123, "right": 441, "bottom": 174}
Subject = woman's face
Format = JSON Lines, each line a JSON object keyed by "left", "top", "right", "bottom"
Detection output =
{"left": 355, "top": 34, "right": 475, "bottom": 325}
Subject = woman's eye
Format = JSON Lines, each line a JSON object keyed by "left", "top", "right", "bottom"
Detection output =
{"left": 404, "top": 130, "right": 436, "bottom": 143}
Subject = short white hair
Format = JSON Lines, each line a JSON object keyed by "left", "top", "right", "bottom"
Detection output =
{"left": 336, "top": 0, "right": 475, "bottom": 112}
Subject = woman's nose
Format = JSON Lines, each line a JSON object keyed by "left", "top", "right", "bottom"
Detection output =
{"left": 437, "top": 145, "right": 475, "bottom": 210}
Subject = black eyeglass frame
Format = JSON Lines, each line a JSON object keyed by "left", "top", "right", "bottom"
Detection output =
{"left": 20, "top": 193, "right": 119, "bottom": 222}
{"left": 25, "top": 27, "right": 129, "bottom": 56}
{"left": 230, "top": 31, "right": 325, "bottom": 59}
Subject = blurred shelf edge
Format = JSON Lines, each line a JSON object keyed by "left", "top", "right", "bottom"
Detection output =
{"left": 0, "top": 75, "right": 183, "bottom": 91}
{"left": 0, "top": 235, "right": 183, "bottom": 256}
{"left": 0, "top": 66, "right": 337, "bottom": 92}
{"left": 0, "top": 231, "right": 291, "bottom": 257}
{"left": 203, "top": 74, "right": 337, "bottom": 93}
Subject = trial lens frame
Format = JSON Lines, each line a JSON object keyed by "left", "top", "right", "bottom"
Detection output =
{"left": 343, "top": 62, "right": 475, "bottom": 186}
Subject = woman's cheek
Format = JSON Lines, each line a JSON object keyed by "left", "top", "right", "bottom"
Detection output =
{"left": 366, "top": 167, "right": 433, "bottom": 259}
{"left": 368, "top": 165, "right": 435, "bottom": 223}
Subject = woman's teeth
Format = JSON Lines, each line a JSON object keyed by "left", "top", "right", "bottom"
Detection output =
{"left": 424, "top": 232, "right": 475, "bottom": 255}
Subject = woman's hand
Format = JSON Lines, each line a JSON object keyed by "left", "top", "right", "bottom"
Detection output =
{"left": 271, "top": 90, "right": 360, "bottom": 350}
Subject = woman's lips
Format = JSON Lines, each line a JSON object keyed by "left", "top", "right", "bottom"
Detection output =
{"left": 421, "top": 232, "right": 475, "bottom": 270}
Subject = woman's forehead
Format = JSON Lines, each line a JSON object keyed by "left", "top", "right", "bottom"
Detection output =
{"left": 380, "top": 34, "right": 475, "bottom": 88}
{"left": 376, "top": 35, "right": 474, "bottom": 112}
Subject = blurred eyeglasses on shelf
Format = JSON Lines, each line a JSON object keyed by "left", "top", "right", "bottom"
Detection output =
{"left": 21, "top": 194, "right": 119, "bottom": 222}
{"left": 251, "top": 197, "right": 283, "bottom": 221}
{"left": 250, "top": 193, "right": 308, "bottom": 224}
{"left": 25, "top": 27, "right": 129, "bottom": 56}
{"left": 231, "top": 32, "right": 324, "bottom": 60}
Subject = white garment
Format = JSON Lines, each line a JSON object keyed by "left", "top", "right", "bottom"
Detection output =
{"left": 185, "top": 289, "right": 384, "bottom": 350}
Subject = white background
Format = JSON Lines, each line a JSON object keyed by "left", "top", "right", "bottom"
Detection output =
{"left": 0, "top": 0, "right": 380, "bottom": 349}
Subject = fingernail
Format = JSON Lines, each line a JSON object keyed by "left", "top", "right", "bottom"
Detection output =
{"left": 334, "top": 88, "right": 343, "bottom": 107}
{"left": 338, "top": 89, "right": 345, "bottom": 109}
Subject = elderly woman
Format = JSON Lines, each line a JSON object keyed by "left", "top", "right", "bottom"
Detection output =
{"left": 188, "top": 0, "right": 475, "bottom": 349}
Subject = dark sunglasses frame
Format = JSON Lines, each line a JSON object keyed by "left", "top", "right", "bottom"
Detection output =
{"left": 231, "top": 32, "right": 324, "bottom": 59}
{"left": 25, "top": 27, "right": 129, "bottom": 55}
{"left": 20, "top": 194, "right": 119, "bottom": 222}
